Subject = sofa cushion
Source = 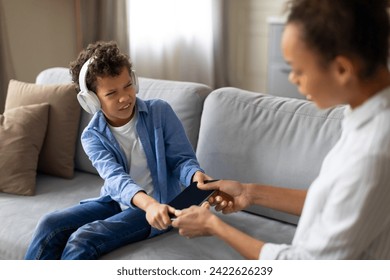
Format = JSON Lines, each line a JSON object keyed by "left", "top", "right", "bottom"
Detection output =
{"left": 34, "top": 67, "right": 97, "bottom": 175}
{"left": 5, "top": 80, "right": 81, "bottom": 179}
{"left": 0, "top": 171, "right": 103, "bottom": 259}
{"left": 196, "top": 88, "right": 345, "bottom": 224}
{"left": 102, "top": 209, "right": 296, "bottom": 260}
{"left": 0, "top": 169, "right": 295, "bottom": 260}
{"left": 0, "top": 103, "right": 49, "bottom": 195}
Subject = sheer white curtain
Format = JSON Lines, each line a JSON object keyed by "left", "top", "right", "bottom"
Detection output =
{"left": 127, "top": 0, "right": 214, "bottom": 87}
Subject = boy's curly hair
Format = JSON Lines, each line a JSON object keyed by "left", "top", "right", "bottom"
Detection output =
{"left": 69, "top": 41, "right": 132, "bottom": 93}
{"left": 285, "top": 0, "right": 389, "bottom": 79}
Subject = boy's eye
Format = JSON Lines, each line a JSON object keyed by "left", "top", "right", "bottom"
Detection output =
{"left": 125, "top": 82, "right": 133, "bottom": 88}
{"left": 105, "top": 91, "right": 116, "bottom": 97}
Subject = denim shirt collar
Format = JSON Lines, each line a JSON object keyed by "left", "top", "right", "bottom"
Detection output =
{"left": 90, "top": 97, "right": 148, "bottom": 135}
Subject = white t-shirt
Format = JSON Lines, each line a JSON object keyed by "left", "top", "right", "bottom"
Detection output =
{"left": 109, "top": 112, "right": 154, "bottom": 199}
{"left": 260, "top": 87, "right": 390, "bottom": 259}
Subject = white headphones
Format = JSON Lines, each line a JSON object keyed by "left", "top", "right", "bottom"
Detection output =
{"left": 77, "top": 57, "right": 139, "bottom": 114}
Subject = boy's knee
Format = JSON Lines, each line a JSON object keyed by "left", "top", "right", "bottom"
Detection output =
{"left": 36, "top": 211, "right": 63, "bottom": 231}
{"left": 62, "top": 226, "right": 100, "bottom": 259}
{"left": 68, "top": 225, "right": 94, "bottom": 242}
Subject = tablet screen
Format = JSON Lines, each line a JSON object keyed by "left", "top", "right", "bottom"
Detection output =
{"left": 168, "top": 180, "right": 218, "bottom": 213}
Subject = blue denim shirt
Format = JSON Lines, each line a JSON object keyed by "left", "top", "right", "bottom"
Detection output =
{"left": 81, "top": 98, "right": 203, "bottom": 209}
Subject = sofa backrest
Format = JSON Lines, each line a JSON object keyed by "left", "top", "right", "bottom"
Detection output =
{"left": 36, "top": 67, "right": 73, "bottom": 84}
{"left": 36, "top": 67, "right": 211, "bottom": 175}
{"left": 196, "top": 87, "right": 345, "bottom": 224}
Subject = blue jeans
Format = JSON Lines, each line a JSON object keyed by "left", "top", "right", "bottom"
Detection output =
{"left": 24, "top": 200, "right": 158, "bottom": 260}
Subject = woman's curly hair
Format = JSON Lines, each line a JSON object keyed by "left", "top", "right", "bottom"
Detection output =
{"left": 69, "top": 41, "right": 132, "bottom": 93}
{"left": 285, "top": 0, "right": 390, "bottom": 79}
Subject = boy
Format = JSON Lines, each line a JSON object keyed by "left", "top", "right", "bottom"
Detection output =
{"left": 172, "top": 0, "right": 390, "bottom": 259}
{"left": 25, "top": 41, "right": 210, "bottom": 259}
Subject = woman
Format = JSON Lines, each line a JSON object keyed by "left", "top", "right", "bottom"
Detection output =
{"left": 172, "top": 0, "right": 390, "bottom": 259}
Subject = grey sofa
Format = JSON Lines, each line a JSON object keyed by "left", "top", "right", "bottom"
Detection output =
{"left": 0, "top": 67, "right": 344, "bottom": 260}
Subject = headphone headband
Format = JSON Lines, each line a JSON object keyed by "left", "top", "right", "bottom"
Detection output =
{"left": 78, "top": 57, "right": 94, "bottom": 93}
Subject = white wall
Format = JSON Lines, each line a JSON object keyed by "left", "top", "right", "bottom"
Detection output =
{"left": 228, "top": 0, "right": 287, "bottom": 93}
{"left": 2, "top": 0, "right": 285, "bottom": 91}
{"left": 2, "top": 0, "right": 77, "bottom": 82}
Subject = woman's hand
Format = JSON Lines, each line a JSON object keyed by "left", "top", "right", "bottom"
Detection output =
{"left": 171, "top": 203, "right": 218, "bottom": 238}
{"left": 172, "top": 202, "right": 265, "bottom": 260}
{"left": 192, "top": 172, "right": 235, "bottom": 212}
{"left": 198, "top": 180, "right": 251, "bottom": 214}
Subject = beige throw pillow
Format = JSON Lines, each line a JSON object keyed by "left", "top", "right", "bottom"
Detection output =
{"left": 0, "top": 103, "right": 49, "bottom": 195}
{"left": 5, "top": 80, "right": 81, "bottom": 178}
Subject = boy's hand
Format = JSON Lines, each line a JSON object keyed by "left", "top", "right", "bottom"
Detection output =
{"left": 145, "top": 202, "right": 175, "bottom": 230}
{"left": 132, "top": 191, "right": 175, "bottom": 230}
{"left": 192, "top": 171, "right": 213, "bottom": 184}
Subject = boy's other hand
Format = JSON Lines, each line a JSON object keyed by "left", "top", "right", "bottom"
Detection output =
{"left": 145, "top": 202, "right": 175, "bottom": 230}
{"left": 192, "top": 171, "right": 213, "bottom": 185}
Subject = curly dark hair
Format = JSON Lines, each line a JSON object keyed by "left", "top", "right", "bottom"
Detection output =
{"left": 69, "top": 41, "right": 132, "bottom": 93}
{"left": 285, "top": 0, "right": 390, "bottom": 79}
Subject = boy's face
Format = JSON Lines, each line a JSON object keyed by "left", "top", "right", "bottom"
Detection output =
{"left": 95, "top": 67, "right": 137, "bottom": 127}
{"left": 281, "top": 23, "right": 347, "bottom": 109}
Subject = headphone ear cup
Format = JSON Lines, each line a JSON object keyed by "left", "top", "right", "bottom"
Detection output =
{"left": 77, "top": 90, "right": 101, "bottom": 114}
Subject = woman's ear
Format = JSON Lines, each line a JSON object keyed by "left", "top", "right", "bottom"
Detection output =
{"left": 332, "top": 56, "right": 356, "bottom": 86}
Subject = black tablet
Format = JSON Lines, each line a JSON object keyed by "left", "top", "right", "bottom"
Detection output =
{"left": 168, "top": 180, "right": 219, "bottom": 218}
